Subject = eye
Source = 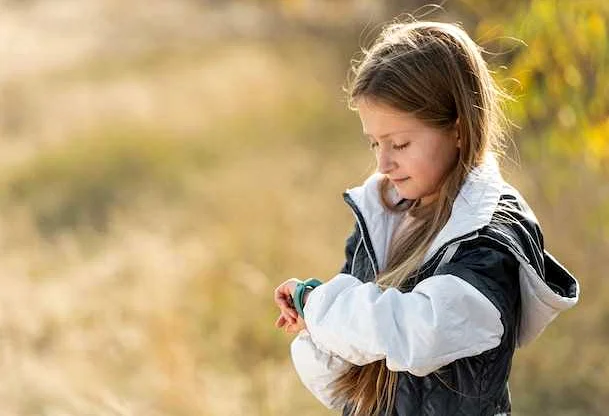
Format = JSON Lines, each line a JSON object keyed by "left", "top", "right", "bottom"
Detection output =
{"left": 368, "top": 141, "right": 379, "bottom": 150}
{"left": 394, "top": 142, "right": 410, "bottom": 150}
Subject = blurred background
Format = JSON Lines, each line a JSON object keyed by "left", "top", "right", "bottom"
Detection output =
{"left": 0, "top": 0, "right": 607, "bottom": 414}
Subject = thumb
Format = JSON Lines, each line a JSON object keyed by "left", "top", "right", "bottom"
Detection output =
{"left": 275, "top": 313, "right": 287, "bottom": 328}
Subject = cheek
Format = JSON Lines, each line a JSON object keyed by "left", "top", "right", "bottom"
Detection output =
{"left": 415, "top": 146, "right": 454, "bottom": 184}
{"left": 407, "top": 150, "right": 436, "bottom": 178}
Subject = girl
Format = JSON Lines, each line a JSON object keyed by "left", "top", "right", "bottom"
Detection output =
{"left": 273, "top": 20, "right": 580, "bottom": 416}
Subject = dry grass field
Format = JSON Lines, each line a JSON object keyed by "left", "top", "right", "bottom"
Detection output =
{"left": 0, "top": 1, "right": 607, "bottom": 415}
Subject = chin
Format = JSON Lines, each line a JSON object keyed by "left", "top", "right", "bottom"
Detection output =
{"left": 396, "top": 190, "right": 418, "bottom": 200}
{"left": 392, "top": 181, "right": 423, "bottom": 200}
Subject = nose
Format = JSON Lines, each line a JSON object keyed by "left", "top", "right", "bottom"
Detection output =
{"left": 377, "top": 146, "right": 396, "bottom": 174}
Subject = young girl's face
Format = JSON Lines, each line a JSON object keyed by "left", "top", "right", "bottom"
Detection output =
{"left": 356, "top": 98, "right": 460, "bottom": 207}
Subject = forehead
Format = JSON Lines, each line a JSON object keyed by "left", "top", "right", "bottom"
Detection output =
{"left": 356, "top": 98, "right": 422, "bottom": 137}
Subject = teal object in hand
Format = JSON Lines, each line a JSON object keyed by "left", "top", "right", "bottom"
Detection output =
{"left": 293, "top": 278, "right": 323, "bottom": 318}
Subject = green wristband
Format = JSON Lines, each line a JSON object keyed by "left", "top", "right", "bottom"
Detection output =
{"left": 294, "top": 278, "right": 323, "bottom": 318}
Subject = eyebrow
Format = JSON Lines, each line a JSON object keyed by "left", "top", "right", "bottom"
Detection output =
{"left": 363, "top": 130, "right": 410, "bottom": 139}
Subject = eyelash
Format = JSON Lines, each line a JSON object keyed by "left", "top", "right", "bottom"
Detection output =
{"left": 369, "top": 142, "right": 410, "bottom": 150}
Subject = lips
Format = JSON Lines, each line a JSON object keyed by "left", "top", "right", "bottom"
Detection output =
{"left": 391, "top": 176, "right": 410, "bottom": 182}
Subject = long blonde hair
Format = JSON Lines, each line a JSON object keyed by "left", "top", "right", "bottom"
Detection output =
{"left": 332, "top": 20, "right": 511, "bottom": 415}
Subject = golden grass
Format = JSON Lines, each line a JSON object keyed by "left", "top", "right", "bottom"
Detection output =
{"left": 0, "top": 3, "right": 606, "bottom": 414}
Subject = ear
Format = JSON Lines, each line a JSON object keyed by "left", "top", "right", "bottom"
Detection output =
{"left": 454, "top": 117, "right": 461, "bottom": 148}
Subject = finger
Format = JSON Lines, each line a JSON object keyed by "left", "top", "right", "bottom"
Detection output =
{"left": 275, "top": 291, "right": 295, "bottom": 312}
{"left": 286, "top": 306, "right": 299, "bottom": 323}
{"left": 281, "top": 308, "right": 296, "bottom": 325}
{"left": 274, "top": 287, "right": 290, "bottom": 309}
{"left": 289, "top": 310, "right": 298, "bottom": 322}
{"left": 278, "top": 300, "right": 296, "bottom": 315}
{"left": 285, "top": 324, "right": 299, "bottom": 334}
{"left": 277, "top": 283, "right": 295, "bottom": 300}
{"left": 274, "top": 280, "right": 300, "bottom": 309}
{"left": 279, "top": 296, "right": 298, "bottom": 319}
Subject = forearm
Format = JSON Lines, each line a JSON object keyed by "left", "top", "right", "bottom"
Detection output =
{"left": 302, "top": 272, "right": 504, "bottom": 375}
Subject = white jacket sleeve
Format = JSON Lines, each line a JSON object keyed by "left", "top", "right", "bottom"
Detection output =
{"left": 290, "top": 329, "right": 351, "bottom": 410}
{"left": 303, "top": 273, "right": 504, "bottom": 377}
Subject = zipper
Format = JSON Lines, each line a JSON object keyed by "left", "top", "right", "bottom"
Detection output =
{"left": 397, "top": 231, "right": 480, "bottom": 292}
{"left": 343, "top": 192, "right": 379, "bottom": 276}
{"left": 350, "top": 238, "right": 362, "bottom": 275}
{"left": 343, "top": 191, "right": 483, "bottom": 278}
{"left": 420, "top": 230, "right": 480, "bottom": 276}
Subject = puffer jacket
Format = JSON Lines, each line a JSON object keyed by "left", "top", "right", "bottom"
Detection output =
{"left": 289, "top": 155, "right": 580, "bottom": 416}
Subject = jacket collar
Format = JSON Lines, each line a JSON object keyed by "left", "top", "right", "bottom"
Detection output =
{"left": 342, "top": 154, "right": 580, "bottom": 349}
{"left": 343, "top": 153, "right": 504, "bottom": 271}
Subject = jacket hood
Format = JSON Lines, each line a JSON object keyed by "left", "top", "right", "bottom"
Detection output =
{"left": 342, "top": 154, "right": 580, "bottom": 348}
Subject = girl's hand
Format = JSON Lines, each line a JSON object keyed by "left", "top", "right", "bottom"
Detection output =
{"left": 273, "top": 278, "right": 300, "bottom": 326}
{"left": 275, "top": 312, "right": 306, "bottom": 334}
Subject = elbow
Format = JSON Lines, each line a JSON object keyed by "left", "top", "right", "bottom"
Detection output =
{"left": 384, "top": 345, "right": 440, "bottom": 377}
{"left": 385, "top": 349, "right": 449, "bottom": 377}
{"left": 384, "top": 326, "right": 504, "bottom": 377}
